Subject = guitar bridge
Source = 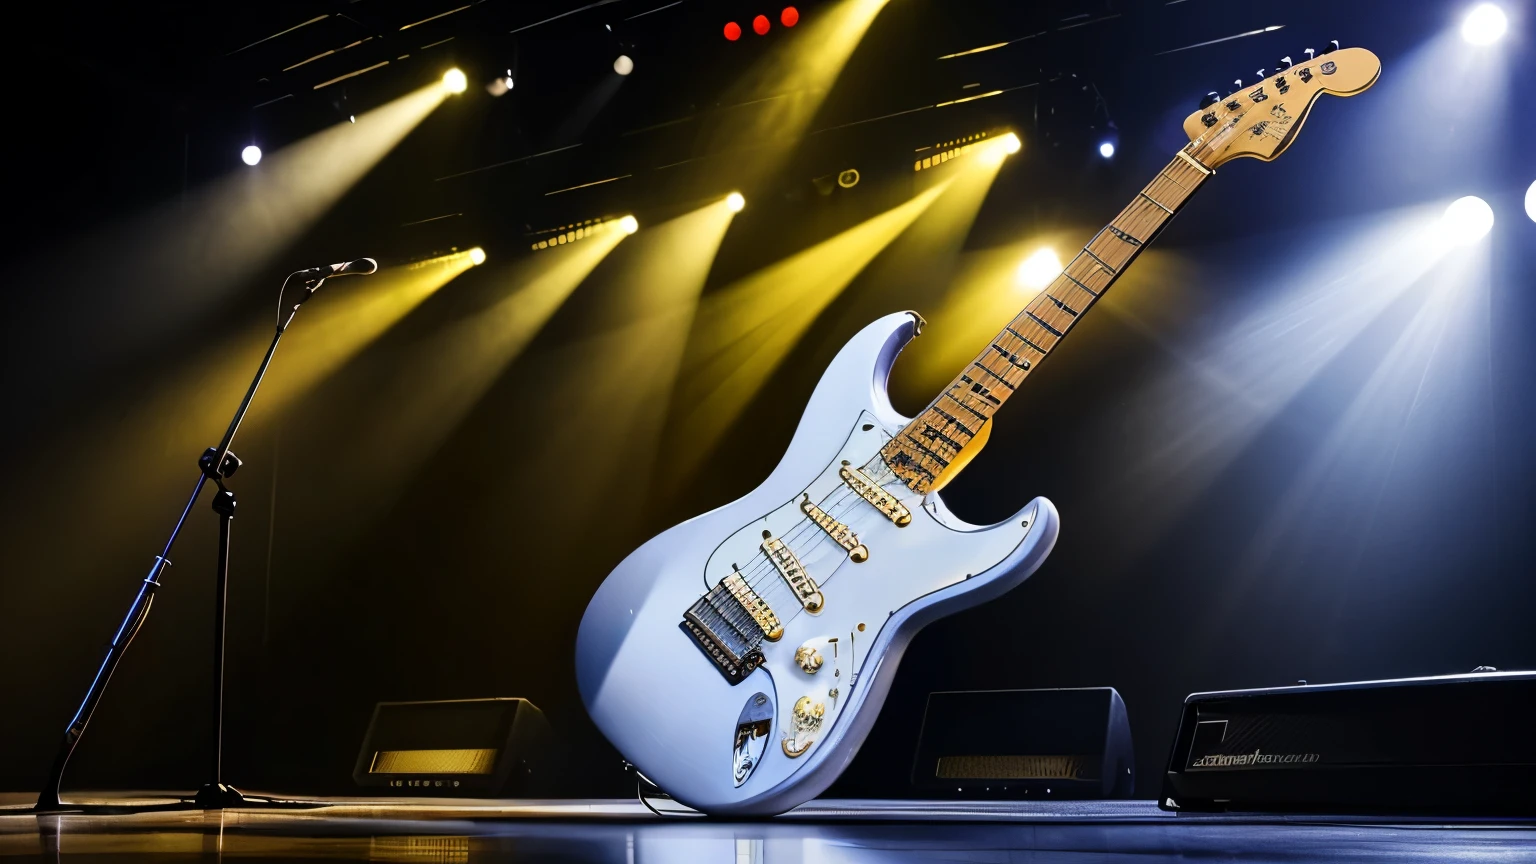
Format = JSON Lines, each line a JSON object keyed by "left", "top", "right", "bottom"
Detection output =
{"left": 681, "top": 579, "right": 770, "bottom": 684}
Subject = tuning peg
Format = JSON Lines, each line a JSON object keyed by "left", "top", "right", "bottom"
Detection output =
{"left": 1231, "top": 78, "right": 1243, "bottom": 93}
{"left": 1198, "top": 91, "right": 1221, "bottom": 109}
{"left": 1321, "top": 39, "right": 1339, "bottom": 54}
{"left": 1304, "top": 48, "right": 1316, "bottom": 60}
{"left": 1278, "top": 55, "right": 1293, "bottom": 70}
{"left": 1256, "top": 68, "right": 1268, "bottom": 81}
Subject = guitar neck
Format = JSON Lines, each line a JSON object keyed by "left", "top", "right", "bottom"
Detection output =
{"left": 881, "top": 146, "right": 1214, "bottom": 493}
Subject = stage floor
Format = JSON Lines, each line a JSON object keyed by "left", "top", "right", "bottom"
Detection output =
{"left": 1, "top": 793, "right": 1532, "bottom": 861}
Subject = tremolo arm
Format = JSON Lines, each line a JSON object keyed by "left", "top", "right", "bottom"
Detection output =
{"left": 800, "top": 494, "right": 868, "bottom": 562}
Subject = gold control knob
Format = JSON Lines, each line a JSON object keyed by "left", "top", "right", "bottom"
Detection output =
{"left": 791, "top": 696, "right": 824, "bottom": 731}
{"left": 782, "top": 696, "right": 826, "bottom": 758}
{"left": 794, "top": 644, "right": 824, "bottom": 674}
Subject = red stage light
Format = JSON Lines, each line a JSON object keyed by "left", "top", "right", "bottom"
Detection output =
{"left": 724, "top": 21, "right": 741, "bottom": 41}
{"left": 752, "top": 14, "right": 770, "bottom": 35}
{"left": 780, "top": 6, "right": 799, "bottom": 27}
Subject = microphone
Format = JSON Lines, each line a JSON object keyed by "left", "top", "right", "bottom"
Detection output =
{"left": 294, "top": 258, "right": 378, "bottom": 280}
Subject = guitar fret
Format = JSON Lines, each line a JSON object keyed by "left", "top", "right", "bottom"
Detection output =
{"left": 990, "top": 343, "right": 1032, "bottom": 370}
{"left": 1044, "top": 294, "right": 1080, "bottom": 316}
{"left": 943, "top": 392, "right": 992, "bottom": 422}
{"left": 1024, "top": 311, "right": 1064, "bottom": 338}
{"left": 903, "top": 435, "right": 952, "bottom": 466}
{"left": 1063, "top": 272, "right": 1099, "bottom": 297}
{"left": 971, "top": 361, "right": 1017, "bottom": 390}
{"left": 1139, "top": 190, "right": 1174, "bottom": 214}
{"left": 1006, "top": 327, "right": 1049, "bottom": 355}
{"left": 921, "top": 424, "right": 965, "bottom": 453}
{"left": 1083, "top": 248, "right": 1117, "bottom": 274}
{"left": 958, "top": 374, "right": 1004, "bottom": 405}
{"left": 931, "top": 408, "right": 977, "bottom": 437}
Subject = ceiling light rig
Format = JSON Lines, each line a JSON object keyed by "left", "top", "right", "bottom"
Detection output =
{"left": 241, "top": 145, "right": 263, "bottom": 166}
{"left": 913, "top": 131, "right": 1013, "bottom": 172}
{"left": 614, "top": 54, "right": 634, "bottom": 75}
{"left": 529, "top": 216, "right": 637, "bottom": 251}
{"left": 442, "top": 68, "right": 468, "bottom": 94}
{"left": 726, "top": 192, "right": 746, "bottom": 212}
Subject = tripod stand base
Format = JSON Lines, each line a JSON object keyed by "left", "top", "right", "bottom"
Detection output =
{"left": 193, "top": 783, "right": 250, "bottom": 809}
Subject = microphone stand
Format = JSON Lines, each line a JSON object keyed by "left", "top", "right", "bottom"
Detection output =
{"left": 35, "top": 269, "right": 338, "bottom": 813}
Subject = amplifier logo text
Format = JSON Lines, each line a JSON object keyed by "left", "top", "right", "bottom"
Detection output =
{"left": 1191, "top": 748, "right": 1320, "bottom": 768}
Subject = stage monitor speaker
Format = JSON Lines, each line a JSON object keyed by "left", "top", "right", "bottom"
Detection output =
{"left": 1162, "top": 671, "right": 1536, "bottom": 814}
{"left": 353, "top": 698, "right": 551, "bottom": 796}
{"left": 911, "top": 687, "right": 1134, "bottom": 798}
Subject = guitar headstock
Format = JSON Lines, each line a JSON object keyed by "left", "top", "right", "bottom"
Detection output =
{"left": 1181, "top": 45, "right": 1381, "bottom": 169}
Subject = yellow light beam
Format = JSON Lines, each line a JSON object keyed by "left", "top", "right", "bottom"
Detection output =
{"left": 30, "top": 83, "right": 448, "bottom": 378}
{"left": 664, "top": 181, "right": 950, "bottom": 483}
{"left": 519, "top": 200, "right": 738, "bottom": 517}
{"left": 3, "top": 254, "right": 471, "bottom": 564}
{"left": 703, "top": 0, "right": 891, "bottom": 185}
{"left": 329, "top": 230, "right": 629, "bottom": 512}
{"left": 814, "top": 144, "right": 1009, "bottom": 409}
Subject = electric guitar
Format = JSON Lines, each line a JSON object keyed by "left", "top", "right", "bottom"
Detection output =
{"left": 577, "top": 47, "right": 1381, "bottom": 815}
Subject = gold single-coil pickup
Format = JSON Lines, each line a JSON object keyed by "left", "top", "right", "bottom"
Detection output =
{"left": 838, "top": 463, "right": 912, "bottom": 527}
{"left": 723, "top": 571, "right": 784, "bottom": 641}
{"left": 761, "top": 537, "right": 823, "bottom": 613}
{"left": 800, "top": 495, "right": 869, "bottom": 562}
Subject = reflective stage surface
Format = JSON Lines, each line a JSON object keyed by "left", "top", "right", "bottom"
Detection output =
{"left": 3, "top": 795, "right": 1533, "bottom": 862}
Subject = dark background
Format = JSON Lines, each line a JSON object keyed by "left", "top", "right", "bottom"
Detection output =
{"left": 1, "top": 0, "right": 1532, "bottom": 799}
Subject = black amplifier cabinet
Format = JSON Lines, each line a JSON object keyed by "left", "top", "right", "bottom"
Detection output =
{"left": 353, "top": 698, "right": 552, "bottom": 796}
{"left": 1162, "top": 671, "right": 1536, "bottom": 814}
{"left": 912, "top": 687, "right": 1134, "bottom": 798}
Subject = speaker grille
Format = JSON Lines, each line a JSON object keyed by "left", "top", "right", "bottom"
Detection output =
{"left": 936, "top": 754, "right": 1088, "bottom": 780}
{"left": 370, "top": 748, "right": 498, "bottom": 775}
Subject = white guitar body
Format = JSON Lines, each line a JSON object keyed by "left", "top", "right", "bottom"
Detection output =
{"left": 576, "top": 311, "right": 1059, "bottom": 815}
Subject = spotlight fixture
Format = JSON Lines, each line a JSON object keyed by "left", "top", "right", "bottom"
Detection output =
{"left": 488, "top": 70, "right": 515, "bottom": 96}
{"left": 1441, "top": 196, "right": 1495, "bottom": 245}
{"left": 1460, "top": 3, "right": 1508, "bottom": 45}
{"left": 614, "top": 54, "right": 634, "bottom": 76}
{"left": 1525, "top": 179, "right": 1535, "bottom": 223}
{"left": 1001, "top": 132, "right": 1021, "bottom": 155}
{"left": 724, "top": 21, "right": 742, "bottom": 40}
{"left": 529, "top": 217, "right": 634, "bottom": 250}
{"left": 443, "top": 68, "right": 468, "bottom": 94}
{"left": 726, "top": 192, "right": 746, "bottom": 212}
{"left": 781, "top": 6, "right": 800, "bottom": 27}
{"left": 1016, "top": 248, "right": 1063, "bottom": 291}
{"left": 915, "top": 132, "right": 1002, "bottom": 171}
{"left": 241, "top": 145, "right": 262, "bottom": 166}
{"left": 837, "top": 169, "right": 860, "bottom": 189}
{"left": 753, "top": 14, "right": 771, "bottom": 35}
{"left": 1098, "top": 141, "right": 1116, "bottom": 159}
{"left": 469, "top": 247, "right": 487, "bottom": 266}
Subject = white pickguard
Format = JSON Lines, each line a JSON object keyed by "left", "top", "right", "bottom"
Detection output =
{"left": 576, "top": 312, "right": 1059, "bottom": 815}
